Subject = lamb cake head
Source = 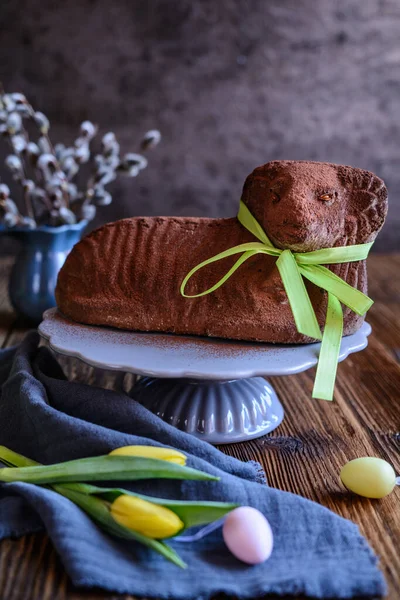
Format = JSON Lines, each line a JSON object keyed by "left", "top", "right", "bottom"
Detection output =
{"left": 242, "top": 161, "right": 388, "bottom": 252}
{"left": 56, "top": 160, "right": 388, "bottom": 345}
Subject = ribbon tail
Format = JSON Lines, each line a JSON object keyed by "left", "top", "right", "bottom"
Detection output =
{"left": 312, "top": 293, "right": 343, "bottom": 401}
{"left": 276, "top": 250, "right": 322, "bottom": 341}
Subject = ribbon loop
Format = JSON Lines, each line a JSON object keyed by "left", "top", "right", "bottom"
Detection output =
{"left": 180, "top": 200, "right": 373, "bottom": 401}
{"left": 180, "top": 243, "right": 277, "bottom": 298}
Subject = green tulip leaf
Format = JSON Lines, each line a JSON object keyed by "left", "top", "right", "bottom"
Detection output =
{"left": 0, "top": 455, "right": 219, "bottom": 485}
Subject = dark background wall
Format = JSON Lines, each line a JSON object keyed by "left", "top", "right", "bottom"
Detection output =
{"left": 0, "top": 0, "right": 399, "bottom": 252}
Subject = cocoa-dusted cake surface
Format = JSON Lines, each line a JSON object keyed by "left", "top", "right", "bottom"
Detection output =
{"left": 56, "top": 161, "right": 388, "bottom": 343}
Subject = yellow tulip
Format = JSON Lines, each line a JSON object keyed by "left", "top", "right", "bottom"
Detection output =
{"left": 111, "top": 495, "right": 184, "bottom": 539}
{"left": 109, "top": 445, "right": 187, "bottom": 466}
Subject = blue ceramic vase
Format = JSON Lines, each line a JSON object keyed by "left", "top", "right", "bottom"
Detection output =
{"left": 2, "top": 221, "right": 87, "bottom": 323}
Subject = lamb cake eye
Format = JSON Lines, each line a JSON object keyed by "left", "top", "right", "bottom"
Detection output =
{"left": 319, "top": 192, "right": 335, "bottom": 205}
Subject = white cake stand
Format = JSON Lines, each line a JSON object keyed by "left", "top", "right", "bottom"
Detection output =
{"left": 38, "top": 308, "right": 371, "bottom": 445}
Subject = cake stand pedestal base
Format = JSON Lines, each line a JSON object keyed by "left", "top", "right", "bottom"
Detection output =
{"left": 131, "top": 376, "right": 284, "bottom": 445}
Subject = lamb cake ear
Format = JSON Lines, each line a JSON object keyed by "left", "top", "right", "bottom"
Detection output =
{"left": 336, "top": 165, "right": 388, "bottom": 244}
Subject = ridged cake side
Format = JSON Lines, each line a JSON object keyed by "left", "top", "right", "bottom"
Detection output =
{"left": 56, "top": 215, "right": 366, "bottom": 343}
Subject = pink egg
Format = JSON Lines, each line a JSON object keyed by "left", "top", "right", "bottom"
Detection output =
{"left": 222, "top": 506, "right": 273, "bottom": 565}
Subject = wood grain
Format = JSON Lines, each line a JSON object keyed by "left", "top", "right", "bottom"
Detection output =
{"left": 0, "top": 254, "right": 399, "bottom": 600}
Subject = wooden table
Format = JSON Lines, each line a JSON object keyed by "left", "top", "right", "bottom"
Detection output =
{"left": 0, "top": 254, "right": 399, "bottom": 600}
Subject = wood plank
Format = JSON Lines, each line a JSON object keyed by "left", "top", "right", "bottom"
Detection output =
{"left": 368, "top": 254, "right": 400, "bottom": 303}
{"left": 0, "top": 254, "right": 398, "bottom": 599}
{"left": 0, "top": 534, "right": 131, "bottom": 600}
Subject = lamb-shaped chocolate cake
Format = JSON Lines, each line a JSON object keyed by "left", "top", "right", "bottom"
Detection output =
{"left": 56, "top": 161, "right": 388, "bottom": 344}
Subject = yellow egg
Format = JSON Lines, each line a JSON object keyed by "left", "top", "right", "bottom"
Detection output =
{"left": 340, "top": 457, "right": 396, "bottom": 499}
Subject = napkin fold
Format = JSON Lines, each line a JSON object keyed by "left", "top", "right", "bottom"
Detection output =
{"left": 0, "top": 333, "right": 386, "bottom": 599}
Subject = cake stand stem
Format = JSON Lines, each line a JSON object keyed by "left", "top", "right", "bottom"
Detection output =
{"left": 131, "top": 376, "right": 284, "bottom": 445}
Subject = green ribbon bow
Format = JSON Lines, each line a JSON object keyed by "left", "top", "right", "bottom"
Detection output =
{"left": 180, "top": 200, "right": 373, "bottom": 401}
